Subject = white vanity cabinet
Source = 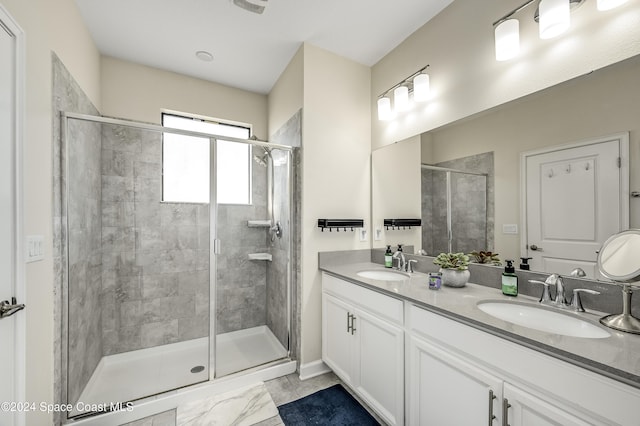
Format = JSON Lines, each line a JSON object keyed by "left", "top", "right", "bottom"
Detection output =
{"left": 408, "top": 305, "right": 640, "bottom": 426}
{"left": 408, "top": 334, "right": 503, "bottom": 425}
{"left": 322, "top": 273, "right": 404, "bottom": 426}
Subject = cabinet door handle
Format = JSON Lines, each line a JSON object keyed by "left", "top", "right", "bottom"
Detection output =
{"left": 502, "top": 398, "right": 511, "bottom": 426}
{"left": 347, "top": 312, "right": 352, "bottom": 333}
{"left": 488, "top": 389, "right": 496, "bottom": 425}
{"left": 351, "top": 315, "right": 356, "bottom": 335}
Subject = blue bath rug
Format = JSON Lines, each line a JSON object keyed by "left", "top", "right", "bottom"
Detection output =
{"left": 278, "top": 384, "right": 381, "bottom": 425}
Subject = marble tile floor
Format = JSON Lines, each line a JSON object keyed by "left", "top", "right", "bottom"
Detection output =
{"left": 122, "top": 372, "right": 386, "bottom": 426}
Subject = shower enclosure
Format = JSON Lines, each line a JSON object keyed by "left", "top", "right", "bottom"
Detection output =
{"left": 421, "top": 164, "right": 488, "bottom": 254}
{"left": 61, "top": 112, "right": 294, "bottom": 419}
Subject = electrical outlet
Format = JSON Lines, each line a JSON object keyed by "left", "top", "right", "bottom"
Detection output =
{"left": 26, "top": 235, "right": 44, "bottom": 262}
{"left": 359, "top": 228, "right": 368, "bottom": 242}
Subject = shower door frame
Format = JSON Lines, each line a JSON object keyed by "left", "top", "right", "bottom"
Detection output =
{"left": 421, "top": 164, "right": 488, "bottom": 253}
{"left": 61, "top": 112, "right": 294, "bottom": 421}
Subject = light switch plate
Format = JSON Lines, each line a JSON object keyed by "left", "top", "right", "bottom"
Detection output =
{"left": 502, "top": 224, "right": 518, "bottom": 235}
{"left": 26, "top": 235, "right": 44, "bottom": 262}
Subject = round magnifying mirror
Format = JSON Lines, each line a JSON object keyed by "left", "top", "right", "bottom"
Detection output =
{"left": 598, "top": 229, "right": 640, "bottom": 283}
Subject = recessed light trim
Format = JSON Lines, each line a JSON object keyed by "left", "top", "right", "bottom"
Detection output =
{"left": 195, "top": 50, "right": 214, "bottom": 62}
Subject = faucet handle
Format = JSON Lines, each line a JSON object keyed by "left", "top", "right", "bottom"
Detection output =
{"left": 407, "top": 259, "right": 418, "bottom": 273}
{"left": 529, "top": 280, "right": 554, "bottom": 304}
{"left": 569, "top": 288, "right": 600, "bottom": 312}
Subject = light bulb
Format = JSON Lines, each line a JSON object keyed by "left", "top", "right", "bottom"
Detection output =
{"left": 377, "top": 96, "right": 392, "bottom": 121}
{"left": 413, "top": 73, "right": 430, "bottom": 102}
{"left": 495, "top": 19, "right": 520, "bottom": 61}
{"left": 539, "top": 0, "right": 570, "bottom": 39}
{"left": 394, "top": 85, "right": 410, "bottom": 112}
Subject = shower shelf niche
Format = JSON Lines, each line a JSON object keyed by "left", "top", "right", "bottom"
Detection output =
{"left": 247, "top": 220, "right": 272, "bottom": 228}
{"left": 248, "top": 253, "right": 273, "bottom": 261}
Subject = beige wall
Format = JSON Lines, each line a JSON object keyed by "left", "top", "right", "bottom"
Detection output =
{"left": 424, "top": 55, "right": 640, "bottom": 261}
{"left": 1, "top": 0, "right": 101, "bottom": 424}
{"left": 372, "top": 0, "right": 640, "bottom": 150}
{"left": 299, "top": 44, "right": 371, "bottom": 364}
{"left": 268, "top": 46, "right": 303, "bottom": 136}
{"left": 101, "top": 57, "right": 268, "bottom": 138}
{"left": 371, "top": 137, "right": 421, "bottom": 250}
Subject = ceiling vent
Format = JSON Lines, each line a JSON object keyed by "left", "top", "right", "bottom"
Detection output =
{"left": 232, "top": 0, "right": 268, "bottom": 14}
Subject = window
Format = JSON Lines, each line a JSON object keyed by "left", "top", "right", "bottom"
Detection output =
{"left": 162, "top": 113, "right": 251, "bottom": 204}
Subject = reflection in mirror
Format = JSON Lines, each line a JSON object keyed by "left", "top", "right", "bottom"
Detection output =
{"left": 421, "top": 163, "right": 490, "bottom": 255}
{"left": 598, "top": 230, "right": 640, "bottom": 282}
{"left": 371, "top": 53, "right": 640, "bottom": 271}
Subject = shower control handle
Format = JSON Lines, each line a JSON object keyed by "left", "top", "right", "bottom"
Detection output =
{"left": 0, "top": 297, "right": 25, "bottom": 319}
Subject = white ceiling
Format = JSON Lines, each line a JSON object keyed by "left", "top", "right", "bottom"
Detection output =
{"left": 75, "top": 0, "right": 454, "bottom": 94}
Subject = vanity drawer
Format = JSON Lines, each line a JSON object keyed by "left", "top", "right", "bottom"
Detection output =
{"left": 322, "top": 272, "right": 403, "bottom": 325}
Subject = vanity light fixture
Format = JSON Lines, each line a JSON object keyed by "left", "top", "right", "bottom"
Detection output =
{"left": 377, "top": 65, "right": 430, "bottom": 121}
{"left": 493, "top": 0, "right": 626, "bottom": 61}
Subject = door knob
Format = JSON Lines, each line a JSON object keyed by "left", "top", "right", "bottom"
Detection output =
{"left": 529, "top": 244, "right": 542, "bottom": 251}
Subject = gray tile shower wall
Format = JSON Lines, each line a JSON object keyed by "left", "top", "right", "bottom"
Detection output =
{"left": 269, "top": 110, "right": 302, "bottom": 356}
{"left": 66, "top": 119, "right": 103, "bottom": 404}
{"left": 53, "top": 54, "right": 103, "bottom": 409}
{"left": 421, "top": 152, "right": 494, "bottom": 255}
{"left": 100, "top": 124, "right": 210, "bottom": 355}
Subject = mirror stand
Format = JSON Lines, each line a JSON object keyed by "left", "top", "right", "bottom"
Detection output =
{"left": 600, "top": 284, "right": 640, "bottom": 334}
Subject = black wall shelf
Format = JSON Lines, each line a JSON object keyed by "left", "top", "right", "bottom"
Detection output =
{"left": 317, "top": 219, "right": 364, "bottom": 232}
{"left": 384, "top": 218, "right": 422, "bottom": 230}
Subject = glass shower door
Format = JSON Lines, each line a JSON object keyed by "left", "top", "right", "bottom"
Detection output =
{"left": 214, "top": 144, "right": 291, "bottom": 378}
{"left": 65, "top": 116, "right": 210, "bottom": 417}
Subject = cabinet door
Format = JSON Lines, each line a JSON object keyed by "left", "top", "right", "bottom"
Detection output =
{"left": 353, "top": 307, "right": 404, "bottom": 426}
{"left": 408, "top": 335, "right": 503, "bottom": 426}
{"left": 322, "top": 293, "right": 354, "bottom": 383}
{"left": 503, "top": 383, "right": 593, "bottom": 426}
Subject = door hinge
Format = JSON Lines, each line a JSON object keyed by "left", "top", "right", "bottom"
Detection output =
{"left": 617, "top": 157, "right": 622, "bottom": 168}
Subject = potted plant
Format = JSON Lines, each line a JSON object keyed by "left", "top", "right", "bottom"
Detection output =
{"left": 433, "top": 252, "right": 471, "bottom": 287}
{"left": 469, "top": 250, "right": 501, "bottom": 266}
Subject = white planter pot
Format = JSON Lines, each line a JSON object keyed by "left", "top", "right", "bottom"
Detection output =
{"left": 439, "top": 268, "right": 470, "bottom": 288}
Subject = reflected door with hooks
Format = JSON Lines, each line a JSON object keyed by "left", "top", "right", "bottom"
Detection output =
{"left": 523, "top": 136, "right": 628, "bottom": 278}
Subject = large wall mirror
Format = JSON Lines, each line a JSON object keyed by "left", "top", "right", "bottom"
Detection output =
{"left": 372, "top": 53, "right": 640, "bottom": 278}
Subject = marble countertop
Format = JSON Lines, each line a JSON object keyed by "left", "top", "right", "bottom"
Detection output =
{"left": 320, "top": 262, "right": 640, "bottom": 390}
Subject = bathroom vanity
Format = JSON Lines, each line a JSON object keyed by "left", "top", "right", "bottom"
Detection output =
{"left": 320, "top": 262, "right": 640, "bottom": 426}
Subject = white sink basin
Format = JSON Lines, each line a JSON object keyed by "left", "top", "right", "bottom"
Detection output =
{"left": 356, "top": 269, "right": 410, "bottom": 282}
{"left": 477, "top": 301, "right": 610, "bottom": 339}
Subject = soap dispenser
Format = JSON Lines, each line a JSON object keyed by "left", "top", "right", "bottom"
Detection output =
{"left": 385, "top": 245, "right": 393, "bottom": 268}
{"left": 520, "top": 257, "right": 532, "bottom": 270}
{"left": 502, "top": 260, "right": 518, "bottom": 297}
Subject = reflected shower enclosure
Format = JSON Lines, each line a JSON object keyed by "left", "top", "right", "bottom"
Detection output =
{"left": 421, "top": 165, "right": 488, "bottom": 254}
{"left": 62, "top": 113, "right": 294, "bottom": 418}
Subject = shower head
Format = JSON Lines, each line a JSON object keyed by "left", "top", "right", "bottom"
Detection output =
{"left": 253, "top": 146, "right": 272, "bottom": 167}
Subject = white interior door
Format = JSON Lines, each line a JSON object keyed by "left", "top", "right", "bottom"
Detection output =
{"left": 523, "top": 135, "right": 629, "bottom": 278}
{"left": 0, "top": 9, "right": 24, "bottom": 425}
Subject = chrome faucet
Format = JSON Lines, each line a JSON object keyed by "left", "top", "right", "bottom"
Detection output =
{"left": 529, "top": 273, "right": 570, "bottom": 307}
{"left": 393, "top": 250, "right": 406, "bottom": 272}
